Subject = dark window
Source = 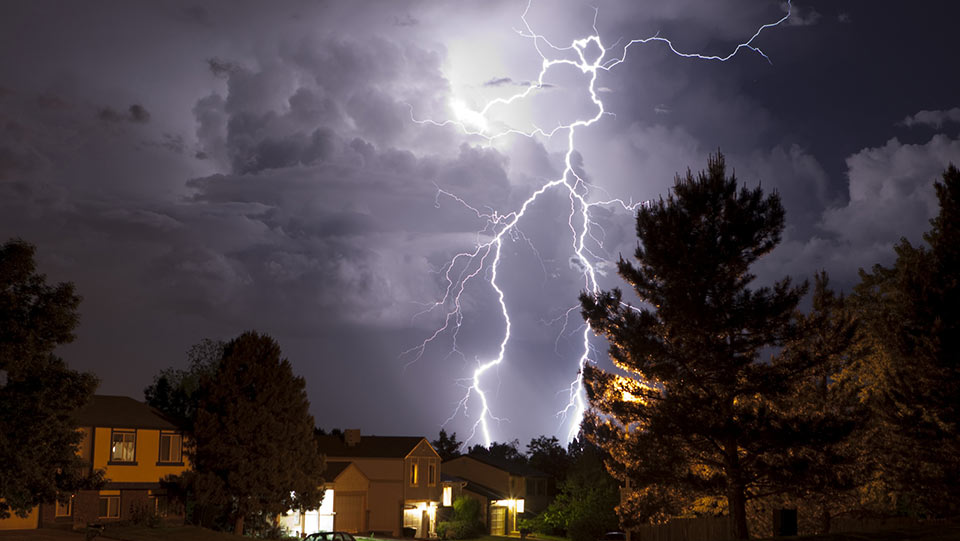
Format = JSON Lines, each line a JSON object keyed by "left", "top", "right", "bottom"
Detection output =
{"left": 55, "top": 496, "right": 73, "bottom": 517}
{"left": 158, "top": 432, "right": 182, "bottom": 463}
{"left": 99, "top": 496, "right": 120, "bottom": 518}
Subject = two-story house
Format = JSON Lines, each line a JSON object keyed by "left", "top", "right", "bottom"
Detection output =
{"left": 0, "top": 395, "right": 190, "bottom": 531}
{"left": 311, "top": 430, "right": 442, "bottom": 538}
{"left": 441, "top": 454, "right": 551, "bottom": 535}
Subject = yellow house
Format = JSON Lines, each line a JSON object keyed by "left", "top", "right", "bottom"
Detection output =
{"left": 0, "top": 395, "right": 191, "bottom": 531}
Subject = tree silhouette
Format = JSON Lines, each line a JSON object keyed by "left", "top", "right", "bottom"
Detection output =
{"left": 580, "top": 154, "right": 825, "bottom": 539}
{"left": 851, "top": 164, "right": 960, "bottom": 516}
{"left": 432, "top": 429, "right": 463, "bottom": 461}
{"left": 0, "top": 239, "right": 100, "bottom": 518}
{"left": 189, "top": 331, "right": 325, "bottom": 535}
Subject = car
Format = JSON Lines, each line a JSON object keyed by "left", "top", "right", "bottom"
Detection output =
{"left": 306, "top": 532, "right": 358, "bottom": 541}
{"left": 599, "top": 532, "right": 626, "bottom": 541}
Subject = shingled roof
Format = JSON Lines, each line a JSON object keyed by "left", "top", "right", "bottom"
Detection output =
{"left": 324, "top": 460, "right": 354, "bottom": 480}
{"left": 316, "top": 434, "right": 430, "bottom": 458}
{"left": 74, "top": 395, "right": 177, "bottom": 430}
{"left": 450, "top": 453, "right": 549, "bottom": 477}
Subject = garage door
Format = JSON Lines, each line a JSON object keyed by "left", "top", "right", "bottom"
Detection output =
{"left": 335, "top": 494, "right": 364, "bottom": 533}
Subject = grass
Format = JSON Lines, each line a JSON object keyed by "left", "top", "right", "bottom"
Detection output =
{"left": 99, "top": 524, "right": 243, "bottom": 541}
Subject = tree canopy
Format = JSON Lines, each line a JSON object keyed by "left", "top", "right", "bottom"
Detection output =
{"left": 186, "top": 331, "right": 325, "bottom": 535}
{"left": 580, "top": 154, "right": 838, "bottom": 539}
{"left": 431, "top": 429, "right": 463, "bottom": 461}
{"left": 0, "top": 239, "right": 100, "bottom": 518}
{"left": 850, "top": 164, "right": 960, "bottom": 516}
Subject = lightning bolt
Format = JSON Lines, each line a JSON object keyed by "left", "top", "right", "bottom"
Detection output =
{"left": 405, "top": 1, "right": 792, "bottom": 446}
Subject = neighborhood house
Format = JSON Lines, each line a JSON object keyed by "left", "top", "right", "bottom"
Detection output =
{"left": 0, "top": 395, "right": 189, "bottom": 531}
{"left": 295, "top": 430, "right": 442, "bottom": 538}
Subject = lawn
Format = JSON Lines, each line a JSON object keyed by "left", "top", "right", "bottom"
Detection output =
{"left": 99, "top": 524, "right": 243, "bottom": 541}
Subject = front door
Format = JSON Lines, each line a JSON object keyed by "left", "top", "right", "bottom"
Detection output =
{"left": 490, "top": 506, "right": 506, "bottom": 535}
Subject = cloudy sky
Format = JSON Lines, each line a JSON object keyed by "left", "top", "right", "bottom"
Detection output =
{"left": 2, "top": 0, "right": 958, "bottom": 448}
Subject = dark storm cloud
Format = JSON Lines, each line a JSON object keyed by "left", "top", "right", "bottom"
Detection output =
{"left": 903, "top": 108, "right": 960, "bottom": 129}
{"left": 97, "top": 104, "right": 151, "bottom": 124}
{"left": 2, "top": 0, "right": 959, "bottom": 444}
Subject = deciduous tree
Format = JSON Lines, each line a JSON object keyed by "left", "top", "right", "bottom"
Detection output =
{"left": 432, "top": 429, "right": 463, "bottom": 461}
{"left": 0, "top": 239, "right": 100, "bottom": 518}
{"left": 189, "top": 331, "right": 325, "bottom": 535}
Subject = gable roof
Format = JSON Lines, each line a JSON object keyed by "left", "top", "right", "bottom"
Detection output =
{"left": 74, "top": 395, "right": 178, "bottom": 430}
{"left": 442, "top": 473, "right": 506, "bottom": 501}
{"left": 316, "top": 435, "right": 433, "bottom": 458}
{"left": 325, "top": 461, "right": 353, "bottom": 480}
{"left": 447, "top": 454, "right": 548, "bottom": 478}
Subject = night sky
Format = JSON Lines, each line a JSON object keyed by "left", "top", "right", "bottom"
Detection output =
{"left": 2, "top": 1, "right": 958, "bottom": 447}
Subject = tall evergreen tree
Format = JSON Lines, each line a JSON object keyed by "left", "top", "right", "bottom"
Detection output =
{"left": 580, "top": 154, "right": 823, "bottom": 539}
{"left": 771, "top": 272, "right": 866, "bottom": 534}
{"left": 851, "top": 164, "right": 960, "bottom": 516}
{"left": 189, "top": 331, "right": 325, "bottom": 535}
{"left": 0, "top": 239, "right": 100, "bottom": 518}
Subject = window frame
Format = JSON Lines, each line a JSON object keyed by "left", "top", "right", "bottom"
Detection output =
{"left": 428, "top": 461, "right": 436, "bottom": 486}
{"left": 109, "top": 429, "right": 137, "bottom": 464}
{"left": 98, "top": 495, "right": 120, "bottom": 519}
{"left": 157, "top": 431, "right": 183, "bottom": 465}
{"left": 54, "top": 495, "right": 73, "bottom": 517}
{"left": 410, "top": 461, "right": 419, "bottom": 486}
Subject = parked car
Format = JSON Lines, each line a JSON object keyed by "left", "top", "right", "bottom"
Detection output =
{"left": 600, "top": 532, "right": 626, "bottom": 541}
{"left": 306, "top": 532, "right": 358, "bottom": 541}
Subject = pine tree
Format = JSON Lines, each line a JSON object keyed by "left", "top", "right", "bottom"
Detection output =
{"left": 0, "top": 239, "right": 100, "bottom": 518}
{"left": 851, "top": 164, "right": 960, "bottom": 516}
{"left": 580, "top": 154, "right": 817, "bottom": 539}
{"left": 770, "top": 272, "right": 866, "bottom": 534}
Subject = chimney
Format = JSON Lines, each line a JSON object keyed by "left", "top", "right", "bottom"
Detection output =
{"left": 344, "top": 429, "right": 361, "bottom": 447}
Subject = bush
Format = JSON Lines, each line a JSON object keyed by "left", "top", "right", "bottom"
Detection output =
{"left": 129, "top": 501, "right": 161, "bottom": 528}
{"left": 437, "top": 519, "right": 485, "bottom": 539}
{"left": 438, "top": 498, "right": 486, "bottom": 539}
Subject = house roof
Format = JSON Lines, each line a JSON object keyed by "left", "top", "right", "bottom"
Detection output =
{"left": 447, "top": 454, "right": 549, "bottom": 478}
{"left": 74, "top": 395, "right": 177, "bottom": 430}
{"left": 442, "top": 473, "right": 506, "bottom": 501}
{"left": 316, "top": 435, "right": 431, "bottom": 458}
{"left": 325, "top": 461, "right": 353, "bottom": 480}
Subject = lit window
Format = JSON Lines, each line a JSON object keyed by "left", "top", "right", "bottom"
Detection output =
{"left": 55, "top": 495, "right": 73, "bottom": 517}
{"left": 442, "top": 486, "right": 452, "bottom": 507}
{"left": 410, "top": 462, "right": 419, "bottom": 486}
{"left": 159, "top": 432, "right": 182, "bottom": 463}
{"left": 99, "top": 496, "right": 120, "bottom": 518}
{"left": 428, "top": 463, "right": 436, "bottom": 486}
{"left": 111, "top": 430, "right": 136, "bottom": 462}
{"left": 516, "top": 499, "right": 525, "bottom": 514}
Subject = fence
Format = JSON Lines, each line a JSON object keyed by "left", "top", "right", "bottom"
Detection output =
{"left": 632, "top": 517, "right": 733, "bottom": 541}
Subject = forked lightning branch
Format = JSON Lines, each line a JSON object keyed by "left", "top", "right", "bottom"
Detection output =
{"left": 404, "top": 0, "right": 792, "bottom": 447}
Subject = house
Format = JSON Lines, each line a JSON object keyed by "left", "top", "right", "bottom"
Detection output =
{"left": 278, "top": 461, "right": 365, "bottom": 537}
{"left": 0, "top": 395, "right": 190, "bottom": 531}
{"left": 305, "top": 429, "right": 442, "bottom": 538}
{"left": 441, "top": 454, "right": 551, "bottom": 535}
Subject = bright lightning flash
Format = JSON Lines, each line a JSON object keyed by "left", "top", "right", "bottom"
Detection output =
{"left": 405, "top": 1, "right": 791, "bottom": 447}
